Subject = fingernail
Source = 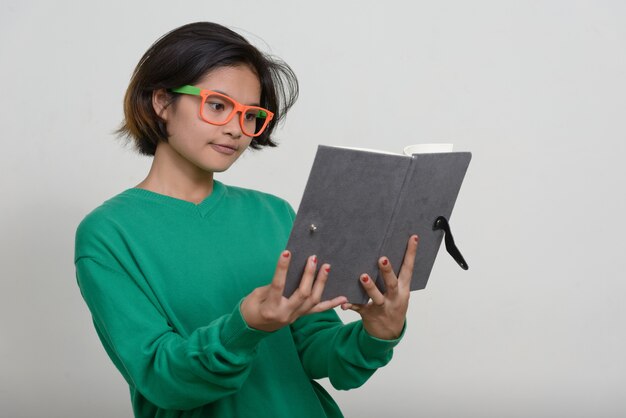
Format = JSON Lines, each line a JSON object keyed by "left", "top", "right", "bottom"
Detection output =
{"left": 361, "top": 275, "right": 369, "bottom": 283}
{"left": 413, "top": 235, "right": 419, "bottom": 242}
{"left": 282, "top": 251, "right": 290, "bottom": 258}
{"left": 382, "top": 258, "right": 388, "bottom": 266}
{"left": 325, "top": 266, "right": 331, "bottom": 273}
{"left": 312, "top": 256, "right": 317, "bottom": 264}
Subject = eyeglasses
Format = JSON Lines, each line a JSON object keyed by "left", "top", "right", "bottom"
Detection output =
{"left": 170, "top": 85, "right": 274, "bottom": 137}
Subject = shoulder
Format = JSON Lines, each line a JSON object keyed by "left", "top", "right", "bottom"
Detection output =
{"left": 75, "top": 190, "right": 139, "bottom": 260}
{"left": 221, "top": 182, "right": 296, "bottom": 220}
{"left": 77, "top": 190, "right": 137, "bottom": 230}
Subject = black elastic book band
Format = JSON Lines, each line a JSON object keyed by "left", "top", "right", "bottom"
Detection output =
{"left": 433, "top": 216, "right": 469, "bottom": 270}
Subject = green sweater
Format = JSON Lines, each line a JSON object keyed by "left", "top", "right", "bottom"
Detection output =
{"left": 75, "top": 181, "right": 402, "bottom": 417}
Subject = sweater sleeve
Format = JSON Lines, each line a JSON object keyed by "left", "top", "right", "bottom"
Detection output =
{"left": 290, "top": 309, "right": 405, "bottom": 390}
{"left": 75, "top": 256, "right": 272, "bottom": 411}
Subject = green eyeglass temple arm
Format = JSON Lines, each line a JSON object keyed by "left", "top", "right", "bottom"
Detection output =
{"left": 170, "top": 85, "right": 202, "bottom": 95}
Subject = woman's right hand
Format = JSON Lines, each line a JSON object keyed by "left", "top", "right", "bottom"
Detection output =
{"left": 240, "top": 250, "right": 347, "bottom": 333}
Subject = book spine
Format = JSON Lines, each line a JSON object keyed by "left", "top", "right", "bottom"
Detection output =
{"left": 375, "top": 156, "right": 417, "bottom": 293}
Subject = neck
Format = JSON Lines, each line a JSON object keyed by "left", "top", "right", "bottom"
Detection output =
{"left": 137, "top": 142, "right": 214, "bottom": 204}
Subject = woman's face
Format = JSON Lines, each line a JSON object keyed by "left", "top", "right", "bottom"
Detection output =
{"left": 155, "top": 65, "right": 261, "bottom": 174}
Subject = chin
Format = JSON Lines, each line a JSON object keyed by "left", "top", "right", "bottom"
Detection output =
{"left": 194, "top": 155, "right": 239, "bottom": 174}
{"left": 203, "top": 162, "right": 235, "bottom": 173}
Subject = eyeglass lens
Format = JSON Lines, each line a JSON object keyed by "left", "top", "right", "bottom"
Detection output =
{"left": 202, "top": 94, "right": 268, "bottom": 136}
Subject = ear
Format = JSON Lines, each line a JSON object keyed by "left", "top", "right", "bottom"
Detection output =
{"left": 152, "top": 88, "right": 171, "bottom": 121}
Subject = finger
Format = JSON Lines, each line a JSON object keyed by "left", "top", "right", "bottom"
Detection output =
{"left": 309, "top": 295, "right": 348, "bottom": 313}
{"left": 267, "top": 250, "right": 291, "bottom": 303}
{"left": 289, "top": 257, "right": 321, "bottom": 312}
{"left": 307, "top": 263, "right": 331, "bottom": 303}
{"left": 378, "top": 256, "right": 399, "bottom": 297}
{"left": 359, "top": 274, "right": 385, "bottom": 306}
{"left": 398, "top": 235, "right": 419, "bottom": 289}
{"left": 341, "top": 302, "right": 363, "bottom": 312}
{"left": 292, "top": 255, "right": 318, "bottom": 299}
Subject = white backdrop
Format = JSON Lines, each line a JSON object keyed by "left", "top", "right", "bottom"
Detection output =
{"left": 1, "top": 1, "right": 625, "bottom": 417}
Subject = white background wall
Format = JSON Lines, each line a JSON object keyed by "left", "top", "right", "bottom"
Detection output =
{"left": 1, "top": 1, "right": 625, "bottom": 417}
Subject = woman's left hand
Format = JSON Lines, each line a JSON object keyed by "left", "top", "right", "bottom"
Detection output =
{"left": 341, "top": 235, "right": 419, "bottom": 340}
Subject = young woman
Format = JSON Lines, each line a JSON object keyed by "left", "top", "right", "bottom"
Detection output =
{"left": 75, "top": 22, "right": 418, "bottom": 418}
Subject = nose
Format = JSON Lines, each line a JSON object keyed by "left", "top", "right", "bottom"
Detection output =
{"left": 223, "top": 113, "right": 243, "bottom": 139}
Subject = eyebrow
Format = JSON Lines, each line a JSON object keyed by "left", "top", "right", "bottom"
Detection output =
{"left": 212, "top": 89, "right": 260, "bottom": 107}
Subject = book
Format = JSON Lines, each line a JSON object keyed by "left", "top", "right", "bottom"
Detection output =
{"left": 283, "top": 144, "right": 472, "bottom": 303}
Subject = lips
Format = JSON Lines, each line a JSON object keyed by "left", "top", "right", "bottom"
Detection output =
{"left": 210, "top": 143, "right": 238, "bottom": 155}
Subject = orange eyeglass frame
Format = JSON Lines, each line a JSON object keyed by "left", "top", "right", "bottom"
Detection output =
{"left": 170, "top": 85, "right": 274, "bottom": 137}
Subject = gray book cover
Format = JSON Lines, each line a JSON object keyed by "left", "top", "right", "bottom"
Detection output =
{"left": 284, "top": 145, "right": 471, "bottom": 303}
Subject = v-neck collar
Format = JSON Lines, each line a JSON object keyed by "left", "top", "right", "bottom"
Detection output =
{"left": 126, "top": 180, "right": 226, "bottom": 218}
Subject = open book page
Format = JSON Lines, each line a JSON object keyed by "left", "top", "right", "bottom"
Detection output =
{"left": 332, "top": 144, "right": 454, "bottom": 156}
{"left": 332, "top": 146, "right": 405, "bottom": 156}
{"left": 403, "top": 144, "right": 454, "bottom": 155}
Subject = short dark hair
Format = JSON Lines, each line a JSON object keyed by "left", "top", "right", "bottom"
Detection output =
{"left": 117, "top": 22, "right": 299, "bottom": 155}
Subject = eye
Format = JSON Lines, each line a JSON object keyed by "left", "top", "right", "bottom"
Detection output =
{"left": 244, "top": 111, "right": 258, "bottom": 122}
{"left": 244, "top": 108, "right": 267, "bottom": 122}
{"left": 207, "top": 101, "right": 226, "bottom": 112}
